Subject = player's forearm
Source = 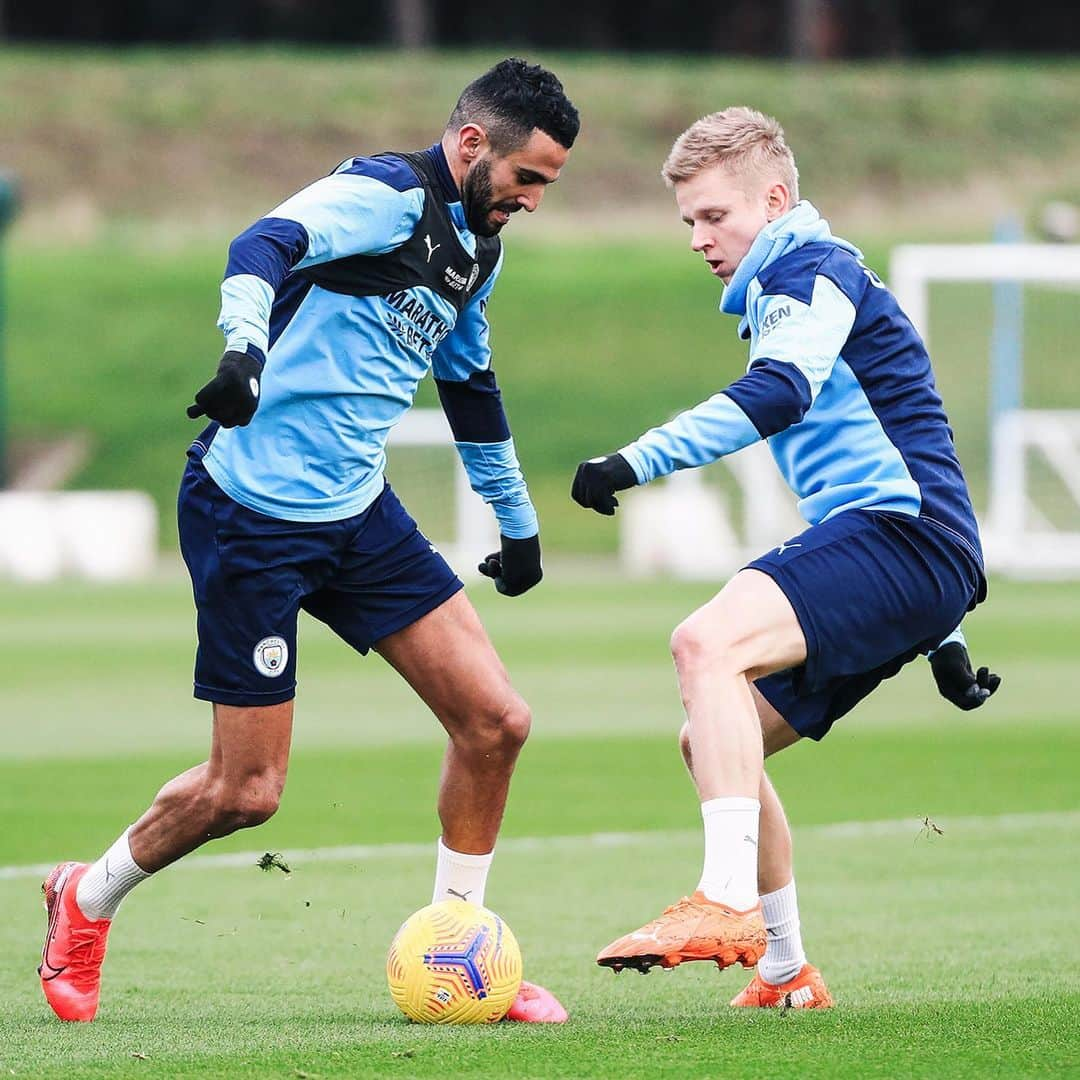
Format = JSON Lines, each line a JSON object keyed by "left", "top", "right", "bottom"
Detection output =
{"left": 454, "top": 440, "right": 538, "bottom": 538}
{"left": 218, "top": 275, "right": 274, "bottom": 361}
{"left": 218, "top": 217, "right": 310, "bottom": 355}
{"left": 436, "top": 372, "right": 538, "bottom": 538}
{"left": 622, "top": 359, "right": 815, "bottom": 484}
{"left": 619, "top": 391, "right": 761, "bottom": 484}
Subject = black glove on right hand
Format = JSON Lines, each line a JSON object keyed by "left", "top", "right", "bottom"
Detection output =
{"left": 186, "top": 350, "right": 263, "bottom": 428}
{"left": 478, "top": 534, "right": 543, "bottom": 597}
{"left": 930, "top": 641, "right": 1001, "bottom": 711}
{"left": 571, "top": 453, "right": 638, "bottom": 515}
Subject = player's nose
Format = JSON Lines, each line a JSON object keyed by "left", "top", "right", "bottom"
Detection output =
{"left": 690, "top": 227, "right": 713, "bottom": 253}
{"left": 517, "top": 188, "right": 542, "bottom": 213}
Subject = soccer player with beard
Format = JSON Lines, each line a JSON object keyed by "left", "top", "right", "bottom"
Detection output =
{"left": 39, "top": 58, "right": 576, "bottom": 1025}
{"left": 573, "top": 107, "right": 1000, "bottom": 1009}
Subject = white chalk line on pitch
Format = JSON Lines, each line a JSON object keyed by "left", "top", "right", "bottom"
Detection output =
{"left": 0, "top": 809, "right": 1077, "bottom": 882}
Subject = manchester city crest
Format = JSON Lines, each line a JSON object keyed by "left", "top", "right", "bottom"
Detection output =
{"left": 253, "top": 635, "right": 288, "bottom": 678}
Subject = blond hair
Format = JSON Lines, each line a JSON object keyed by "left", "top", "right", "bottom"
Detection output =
{"left": 661, "top": 106, "right": 799, "bottom": 199}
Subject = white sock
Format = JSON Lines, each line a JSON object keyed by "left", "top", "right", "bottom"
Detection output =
{"left": 431, "top": 838, "right": 493, "bottom": 907}
{"left": 757, "top": 878, "right": 807, "bottom": 986}
{"left": 697, "top": 797, "right": 760, "bottom": 910}
{"left": 76, "top": 827, "right": 150, "bottom": 921}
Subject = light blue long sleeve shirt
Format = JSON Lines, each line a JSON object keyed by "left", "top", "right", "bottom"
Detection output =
{"left": 201, "top": 146, "right": 537, "bottom": 537}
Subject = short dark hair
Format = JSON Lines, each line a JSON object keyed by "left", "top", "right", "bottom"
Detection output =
{"left": 447, "top": 58, "right": 580, "bottom": 153}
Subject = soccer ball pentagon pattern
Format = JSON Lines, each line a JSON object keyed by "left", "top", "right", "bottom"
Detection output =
{"left": 386, "top": 900, "right": 522, "bottom": 1023}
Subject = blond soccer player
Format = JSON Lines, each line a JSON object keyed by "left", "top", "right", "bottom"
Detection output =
{"left": 572, "top": 108, "right": 999, "bottom": 1008}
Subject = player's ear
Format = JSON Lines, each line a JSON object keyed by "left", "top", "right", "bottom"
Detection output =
{"left": 765, "top": 182, "right": 790, "bottom": 221}
{"left": 456, "top": 123, "right": 488, "bottom": 164}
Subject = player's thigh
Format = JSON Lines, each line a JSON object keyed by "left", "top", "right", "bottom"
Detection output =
{"left": 375, "top": 590, "right": 523, "bottom": 734}
{"left": 302, "top": 483, "right": 465, "bottom": 669}
{"left": 673, "top": 568, "right": 808, "bottom": 682}
{"left": 179, "top": 455, "right": 334, "bottom": 707}
{"left": 300, "top": 483, "right": 525, "bottom": 737}
{"left": 747, "top": 510, "right": 980, "bottom": 697}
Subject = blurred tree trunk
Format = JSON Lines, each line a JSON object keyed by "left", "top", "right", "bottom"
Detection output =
{"left": 388, "top": 0, "right": 431, "bottom": 48}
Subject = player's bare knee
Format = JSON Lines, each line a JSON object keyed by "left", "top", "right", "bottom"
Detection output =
{"left": 501, "top": 695, "right": 532, "bottom": 750}
{"left": 206, "top": 772, "right": 284, "bottom": 834}
{"left": 671, "top": 617, "right": 732, "bottom": 678}
{"left": 217, "top": 787, "right": 280, "bottom": 832}
{"left": 457, "top": 694, "right": 531, "bottom": 759}
{"left": 488, "top": 695, "right": 531, "bottom": 756}
{"left": 669, "top": 618, "right": 698, "bottom": 670}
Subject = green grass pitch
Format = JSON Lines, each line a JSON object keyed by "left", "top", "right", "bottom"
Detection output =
{"left": 1, "top": 575, "right": 1078, "bottom": 1077}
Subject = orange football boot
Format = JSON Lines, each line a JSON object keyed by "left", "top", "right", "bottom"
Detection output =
{"left": 730, "top": 963, "right": 833, "bottom": 1009}
{"left": 597, "top": 891, "right": 766, "bottom": 974}
{"left": 39, "top": 862, "right": 111, "bottom": 1022}
{"left": 504, "top": 979, "right": 569, "bottom": 1023}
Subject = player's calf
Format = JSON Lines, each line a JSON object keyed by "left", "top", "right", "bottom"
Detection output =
{"left": 134, "top": 764, "right": 286, "bottom": 870}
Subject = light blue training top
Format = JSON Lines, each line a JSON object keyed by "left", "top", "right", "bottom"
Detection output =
{"left": 200, "top": 146, "right": 537, "bottom": 538}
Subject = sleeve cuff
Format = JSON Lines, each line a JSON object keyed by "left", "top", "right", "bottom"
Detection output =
{"left": 927, "top": 626, "right": 967, "bottom": 657}
{"left": 453, "top": 438, "right": 537, "bottom": 539}
{"left": 617, "top": 444, "right": 652, "bottom": 486}
{"left": 493, "top": 503, "right": 539, "bottom": 539}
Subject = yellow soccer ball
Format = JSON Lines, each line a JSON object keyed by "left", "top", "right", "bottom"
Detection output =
{"left": 386, "top": 899, "right": 522, "bottom": 1024}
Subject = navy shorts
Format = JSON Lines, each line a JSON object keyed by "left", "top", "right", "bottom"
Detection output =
{"left": 748, "top": 510, "right": 986, "bottom": 742}
{"left": 177, "top": 444, "right": 463, "bottom": 707}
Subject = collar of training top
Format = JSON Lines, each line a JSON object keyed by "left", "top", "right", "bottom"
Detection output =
{"left": 422, "top": 143, "right": 461, "bottom": 203}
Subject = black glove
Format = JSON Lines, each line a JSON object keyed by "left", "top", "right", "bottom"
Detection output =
{"left": 571, "top": 453, "right": 638, "bottom": 516}
{"left": 186, "top": 350, "right": 263, "bottom": 428}
{"left": 478, "top": 535, "right": 542, "bottom": 597}
{"left": 930, "top": 642, "right": 1001, "bottom": 711}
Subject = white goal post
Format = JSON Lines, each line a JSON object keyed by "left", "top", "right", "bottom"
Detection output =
{"left": 987, "top": 410, "right": 1080, "bottom": 576}
{"left": 890, "top": 244, "right": 1080, "bottom": 345}
{"left": 891, "top": 242, "right": 1080, "bottom": 579}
